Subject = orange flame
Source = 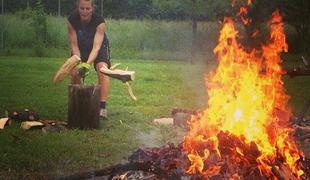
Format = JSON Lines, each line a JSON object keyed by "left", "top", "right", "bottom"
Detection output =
{"left": 183, "top": 10, "right": 304, "bottom": 179}
{"left": 237, "top": 6, "right": 252, "bottom": 25}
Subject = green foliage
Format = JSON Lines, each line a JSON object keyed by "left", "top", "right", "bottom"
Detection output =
{"left": 281, "top": 0, "right": 310, "bottom": 54}
{"left": 127, "top": 0, "right": 152, "bottom": 18}
{"left": 0, "top": 15, "right": 221, "bottom": 60}
{"left": 31, "top": 0, "right": 48, "bottom": 57}
{"left": 15, "top": 5, "right": 34, "bottom": 20}
{"left": 204, "top": 0, "right": 232, "bottom": 19}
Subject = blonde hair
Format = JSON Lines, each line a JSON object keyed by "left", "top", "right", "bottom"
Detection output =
{"left": 76, "top": 0, "right": 95, "bottom": 7}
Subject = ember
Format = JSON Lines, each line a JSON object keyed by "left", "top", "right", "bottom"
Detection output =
{"left": 183, "top": 2, "right": 306, "bottom": 179}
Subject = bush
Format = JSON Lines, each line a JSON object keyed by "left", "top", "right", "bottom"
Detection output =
{"left": 31, "top": 0, "right": 48, "bottom": 57}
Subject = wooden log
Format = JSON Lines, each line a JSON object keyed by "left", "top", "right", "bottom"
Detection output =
{"left": 68, "top": 85, "right": 100, "bottom": 129}
{"left": 99, "top": 66, "right": 135, "bottom": 83}
{"left": 284, "top": 67, "right": 310, "bottom": 77}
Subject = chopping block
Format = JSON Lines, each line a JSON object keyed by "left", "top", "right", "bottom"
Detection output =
{"left": 68, "top": 85, "right": 100, "bottom": 129}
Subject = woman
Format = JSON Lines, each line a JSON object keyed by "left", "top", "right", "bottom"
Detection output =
{"left": 67, "top": 0, "right": 110, "bottom": 119}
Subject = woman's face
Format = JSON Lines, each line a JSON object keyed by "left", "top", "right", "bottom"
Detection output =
{"left": 78, "top": 0, "right": 93, "bottom": 23}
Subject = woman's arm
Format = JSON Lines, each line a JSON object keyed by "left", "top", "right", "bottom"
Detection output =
{"left": 86, "top": 22, "right": 105, "bottom": 64}
{"left": 67, "top": 21, "right": 81, "bottom": 58}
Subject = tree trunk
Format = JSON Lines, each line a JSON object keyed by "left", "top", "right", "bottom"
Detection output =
{"left": 68, "top": 85, "right": 101, "bottom": 129}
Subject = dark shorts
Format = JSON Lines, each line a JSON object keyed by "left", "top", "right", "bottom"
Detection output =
{"left": 80, "top": 42, "right": 111, "bottom": 70}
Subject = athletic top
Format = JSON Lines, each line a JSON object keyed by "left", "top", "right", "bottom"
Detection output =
{"left": 68, "top": 10, "right": 109, "bottom": 60}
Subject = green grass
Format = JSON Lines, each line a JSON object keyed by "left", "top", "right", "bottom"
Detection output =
{"left": 1, "top": 55, "right": 310, "bottom": 179}
{"left": 0, "top": 56, "right": 209, "bottom": 179}
{"left": 282, "top": 55, "right": 310, "bottom": 116}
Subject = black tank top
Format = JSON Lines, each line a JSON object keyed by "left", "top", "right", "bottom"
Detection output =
{"left": 68, "top": 11, "right": 109, "bottom": 55}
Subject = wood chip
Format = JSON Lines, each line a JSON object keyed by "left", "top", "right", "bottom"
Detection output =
{"left": 20, "top": 121, "right": 44, "bottom": 130}
{"left": 0, "top": 118, "right": 9, "bottom": 129}
{"left": 153, "top": 118, "right": 174, "bottom": 125}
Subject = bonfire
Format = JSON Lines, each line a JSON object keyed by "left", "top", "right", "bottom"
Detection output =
{"left": 183, "top": 2, "right": 305, "bottom": 179}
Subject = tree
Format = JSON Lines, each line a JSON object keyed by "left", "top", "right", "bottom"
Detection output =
{"left": 151, "top": 0, "right": 231, "bottom": 63}
{"left": 128, "top": 0, "right": 152, "bottom": 19}
{"left": 32, "top": 0, "right": 47, "bottom": 56}
{"left": 281, "top": 0, "right": 310, "bottom": 53}
{"left": 231, "top": 0, "right": 277, "bottom": 49}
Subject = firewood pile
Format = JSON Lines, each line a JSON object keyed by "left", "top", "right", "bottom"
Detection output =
{"left": 126, "top": 143, "right": 191, "bottom": 179}
{"left": 0, "top": 108, "right": 67, "bottom": 133}
{"left": 123, "top": 133, "right": 310, "bottom": 179}
{"left": 293, "top": 115, "right": 310, "bottom": 142}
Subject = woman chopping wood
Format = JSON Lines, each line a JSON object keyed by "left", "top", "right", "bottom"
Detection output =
{"left": 67, "top": 0, "right": 110, "bottom": 119}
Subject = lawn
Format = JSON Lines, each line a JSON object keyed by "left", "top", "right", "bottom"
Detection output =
{"left": 0, "top": 56, "right": 210, "bottom": 179}
{"left": 0, "top": 55, "right": 310, "bottom": 179}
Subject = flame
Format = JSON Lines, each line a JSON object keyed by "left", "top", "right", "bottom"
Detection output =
{"left": 237, "top": 6, "right": 252, "bottom": 25}
{"left": 183, "top": 9, "right": 304, "bottom": 179}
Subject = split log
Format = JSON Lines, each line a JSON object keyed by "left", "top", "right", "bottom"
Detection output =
{"left": 0, "top": 118, "right": 10, "bottom": 129}
{"left": 100, "top": 66, "right": 137, "bottom": 101}
{"left": 99, "top": 66, "right": 135, "bottom": 83}
{"left": 42, "top": 123, "right": 67, "bottom": 133}
{"left": 20, "top": 121, "right": 44, "bottom": 130}
{"left": 53, "top": 55, "right": 81, "bottom": 83}
{"left": 68, "top": 85, "right": 100, "bottom": 129}
{"left": 40, "top": 119, "right": 67, "bottom": 126}
{"left": 153, "top": 118, "right": 174, "bottom": 125}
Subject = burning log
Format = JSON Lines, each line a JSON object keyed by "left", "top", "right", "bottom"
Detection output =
{"left": 271, "top": 164, "right": 296, "bottom": 180}
{"left": 285, "top": 67, "right": 310, "bottom": 77}
{"left": 284, "top": 56, "right": 310, "bottom": 77}
{"left": 128, "top": 143, "right": 190, "bottom": 179}
{"left": 59, "top": 140, "right": 310, "bottom": 179}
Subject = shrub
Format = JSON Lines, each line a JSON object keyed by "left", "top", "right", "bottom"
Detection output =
{"left": 31, "top": 0, "right": 47, "bottom": 57}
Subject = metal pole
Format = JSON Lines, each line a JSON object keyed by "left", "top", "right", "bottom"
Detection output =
{"left": 1, "top": 0, "right": 3, "bottom": 14}
{"left": 1, "top": 0, "right": 3, "bottom": 49}
{"left": 101, "top": 0, "right": 103, "bottom": 17}
{"left": 1, "top": 30, "right": 3, "bottom": 50}
{"left": 58, "top": 0, "right": 61, "bottom": 16}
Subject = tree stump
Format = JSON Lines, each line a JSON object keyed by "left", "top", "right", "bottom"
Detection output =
{"left": 68, "top": 85, "right": 100, "bottom": 129}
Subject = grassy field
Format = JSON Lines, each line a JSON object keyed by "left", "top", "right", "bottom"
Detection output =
{"left": 0, "top": 55, "right": 310, "bottom": 179}
{"left": 0, "top": 14, "right": 221, "bottom": 60}
{"left": 0, "top": 56, "right": 210, "bottom": 179}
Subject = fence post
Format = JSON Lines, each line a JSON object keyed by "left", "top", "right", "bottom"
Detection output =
{"left": 58, "top": 0, "right": 61, "bottom": 16}
{"left": 1, "top": 30, "right": 3, "bottom": 50}
{"left": 101, "top": 0, "right": 103, "bottom": 17}
{"left": 1, "top": 0, "right": 3, "bottom": 14}
{"left": 1, "top": 0, "right": 3, "bottom": 50}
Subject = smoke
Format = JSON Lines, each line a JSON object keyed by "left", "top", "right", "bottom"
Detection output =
{"left": 135, "top": 128, "right": 164, "bottom": 147}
